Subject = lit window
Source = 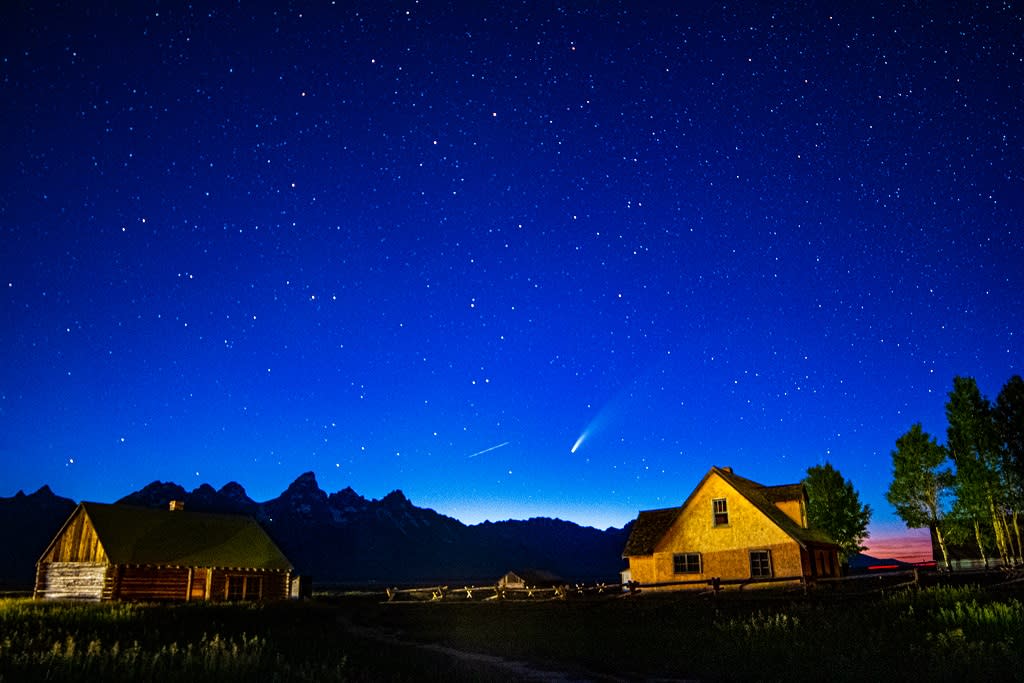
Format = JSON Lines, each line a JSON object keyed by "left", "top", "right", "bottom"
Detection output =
{"left": 712, "top": 498, "right": 729, "bottom": 526}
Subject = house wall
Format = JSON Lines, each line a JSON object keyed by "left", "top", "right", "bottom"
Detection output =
{"left": 40, "top": 510, "right": 107, "bottom": 563}
{"left": 499, "top": 573, "right": 526, "bottom": 589}
{"left": 209, "top": 569, "right": 290, "bottom": 601}
{"left": 630, "top": 472, "right": 806, "bottom": 586}
{"left": 624, "top": 554, "right": 659, "bottom": 584}
{"left": 111, "top": 567, "right": 289, "bottom": 602}
{"left": 773, "top": 498, "right": 805, "bottom": 527}
{"left": 35, "top": 561, "right": 109, "bottom": 600}
{"left": 116, "top": 566, "right": 191, "bottom": 601}
{"left": 807, "top": 546, "right": 840, "bottom": 577}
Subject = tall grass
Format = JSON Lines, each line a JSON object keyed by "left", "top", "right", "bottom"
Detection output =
{"left": 354, "top": 583, "right": 1024, "bottom": 681}
{"left": 0, "top": 599, "right": 347, "bottom": 682}
{"left": 2, "top": 585, "right": 1022, "bottom": 681}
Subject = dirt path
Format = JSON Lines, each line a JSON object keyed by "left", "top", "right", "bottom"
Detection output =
{"left": 337, "top": 617, "right": 647, "bottom": 682}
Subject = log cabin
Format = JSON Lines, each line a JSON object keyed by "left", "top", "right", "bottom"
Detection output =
{"left": 622, "top": 466, "right": 841, "bottom": 589}
{"left": 35, "top": 501, "right": 293, "bottom": 601}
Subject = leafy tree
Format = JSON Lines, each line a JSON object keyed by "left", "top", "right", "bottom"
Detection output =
{"left": 886, "top": 423, "right": 953, "bottom": 566}
{"left": 803, "top": 462, "right": 872, "bottom": 563}
{"left": 946, "top": 376, "right": 1010, "bottom": 565}
{"left": 994, "top": 375, "right": 1024, "bottom": 559}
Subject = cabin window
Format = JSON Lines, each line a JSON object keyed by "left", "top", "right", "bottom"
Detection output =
{"left": 673, "top": 552, "right": 702, "bottom": 574}
{"left": 244, "top": 576, "right": 262, "bottom": 600}
{"left": 227, "top": 576, "right": 245, "bottom": 600}
{"left": 750, "top": 550, "right": 772, "bottom": 578}
{"left": 226, "top": 575, "right": 263, "bottom": 601}
{"left": 712, "top": 498, "right": 729, "bottom": 526}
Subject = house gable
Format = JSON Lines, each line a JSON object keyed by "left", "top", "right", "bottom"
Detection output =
{"left": 655, "top": 469, "right": 796, "bottom": 556}
{"left": 38, "top": 504, "right": 110, "bottom": 564}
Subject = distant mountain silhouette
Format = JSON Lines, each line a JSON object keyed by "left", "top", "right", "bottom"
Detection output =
{"left": 0, "top": 473, "right": 630, "bottom": 588}
{"left": 847, "top": 553, "right": 914, "bottom": 572}
{"left": 0, "top": 486, "right": 77, "bottom": 587}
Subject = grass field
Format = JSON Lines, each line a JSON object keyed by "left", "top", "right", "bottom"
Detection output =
{"left": 1, "top": 581, "right": 1022, "bottom": 681}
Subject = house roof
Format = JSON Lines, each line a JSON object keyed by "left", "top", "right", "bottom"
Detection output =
{"left": 622, "top": 467, "right": 837, "bottom": 557}
{"left": 61, "top": 502, "right": 293, "bottom": 571}
{"left": 621, "top": 507, "right": 681, "bottom": 556}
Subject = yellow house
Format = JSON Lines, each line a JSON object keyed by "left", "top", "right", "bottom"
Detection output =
{"left": 622, "top": 466, "right": 840, "bottom": 588}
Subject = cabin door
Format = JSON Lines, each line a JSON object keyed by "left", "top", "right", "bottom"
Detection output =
{"left": 190, "top": 568, "right": 208, "bottom": 600}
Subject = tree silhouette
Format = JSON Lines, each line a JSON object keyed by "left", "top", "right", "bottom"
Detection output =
{"left": 887, "top": 423, "right": 953, "bottom": 566}
{"left": 804, "top": 462, "right": 871, "bottom": 563}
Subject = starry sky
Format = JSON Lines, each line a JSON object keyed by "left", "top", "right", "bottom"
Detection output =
{"left": 2, "top": 2, "right": 1021, "bottom": 537}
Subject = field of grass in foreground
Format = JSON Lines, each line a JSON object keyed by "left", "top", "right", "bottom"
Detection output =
{"left": 335, "top": 582, "right": 1024, "bottom": 681}
{"left": 1, "top": 583, "right": 1022, "bottom": 681}
{"left": 0, "top": 598, "right": 503, "bottom": 682}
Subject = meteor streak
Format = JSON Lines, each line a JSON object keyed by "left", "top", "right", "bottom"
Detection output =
{"left": 466, "top": 441, "right": 510, "bottom": 458}
{"left": 570, "top": 433, "right": 586, "bottom": 454}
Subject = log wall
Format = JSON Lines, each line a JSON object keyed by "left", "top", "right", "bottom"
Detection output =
{"left": 209, "top": 569, "right": 290, "bottom": 601}
{"left": 35, "top": 561, "right": 108, "bottom": 600}
{"left": 117, "top": 566, "right": 190, "bottom": 601}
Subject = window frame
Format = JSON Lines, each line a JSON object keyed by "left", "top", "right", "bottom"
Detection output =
{"left": 226, "top": 575, "right": 245, "bottom": 600}
{"left": 749, "top": 549, "right": 773, "bottom": 578}
{"left": 226, "top": 574, "right": 263, "bottom": 601}
{"left": 712, "top": 497, "right": 729, "bottom": 526}
{"left": 672, "top": 552, "right": 702, "bottom": 574}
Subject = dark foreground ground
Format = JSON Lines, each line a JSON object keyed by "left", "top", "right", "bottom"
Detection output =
{"left": 2, "top": 575, "right": 1022, "bottom": 681}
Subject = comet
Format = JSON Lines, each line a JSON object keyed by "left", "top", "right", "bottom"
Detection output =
{"left": 570, "top": 432, "right": 587, "bottom": 454}
{"left": 467, "top": 441, "right": 510, "bottom": 458}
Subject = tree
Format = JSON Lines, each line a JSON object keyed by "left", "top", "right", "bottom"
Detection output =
{"left": 803, "top": 462, "right": 872, "bottom": 563}
{"left": 946, "top": 376, "right": 1009, "bottom": 565}
{"left": 994, "top": 375, "right": 1024, "bottom": 560}
{"left": 886, "top": 423, "right": 954, "bottom": 567}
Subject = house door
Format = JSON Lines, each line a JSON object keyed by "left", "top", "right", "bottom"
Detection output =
{"left": 190, "top": 568, "right": 208, "bottom": 600}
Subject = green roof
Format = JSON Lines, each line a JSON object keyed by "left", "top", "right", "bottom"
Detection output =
{"left": 80, "top": 502, "right": 292, "bottom": 571}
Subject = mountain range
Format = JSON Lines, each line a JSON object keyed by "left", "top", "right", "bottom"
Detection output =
{"left": 0, "top": 472, "right": 631, "bottom": 588}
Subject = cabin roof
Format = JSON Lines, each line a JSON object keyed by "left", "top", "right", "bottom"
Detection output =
{"left": 74, "top": 502, "right": 292, "bottom": 571}
{"left": 622, "top": 467, "right": 836, "bottom": 557}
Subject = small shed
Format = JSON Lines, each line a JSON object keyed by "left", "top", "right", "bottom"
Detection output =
{"left": 498, "top": 569, "right": 564, "bottom": 590}
{"left": 35, "top": 501, "right": 293, "bottom": 602}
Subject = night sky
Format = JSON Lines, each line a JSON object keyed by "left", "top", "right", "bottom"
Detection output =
{"left": 2, "top": 2, "right": 1021, "bottom": 539}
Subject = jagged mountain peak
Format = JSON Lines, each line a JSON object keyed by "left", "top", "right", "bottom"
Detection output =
{"left": 265, "top": 471, "right": 331, "bottom": 522}
{"left": 30, "top": 485, "right": 57, "bottom": 499}
{"left": 328, "top": 486, "right": 368, "bottom": 511}
{"left": 289, "top": 471, "right": 320, "bottom": 488}
{"left": 380, "top": 489, "right": 410, "bottom": 507}
{"left": 217, "top": 481, "right": 252, "bottom": 502}
{"left": 117, "top": 480, "right": 188, "bottom": 507}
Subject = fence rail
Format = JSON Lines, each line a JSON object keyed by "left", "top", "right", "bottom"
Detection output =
{"left": 385, "top": 581, "right": 620, "bottom": 602}
{"left": 381, "top": 565, "right": 1024, "bottom": 603}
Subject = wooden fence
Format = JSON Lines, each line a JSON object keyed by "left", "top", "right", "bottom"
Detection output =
{"left": 383, "top": 564, "right": 1024, "bottom": 603}
{"left": 385, "top": 581, "right": 620, "bottom": 602}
